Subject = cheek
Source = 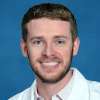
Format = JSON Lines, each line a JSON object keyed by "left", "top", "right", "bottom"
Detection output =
{"left": 28, "top": 47, "right": 43, "bottom": 59}
{"left": 56, "top": 46, "right": 72, "bottom": 55}
{"left": 56, "top": 47, "right": 72, "bottom": 61}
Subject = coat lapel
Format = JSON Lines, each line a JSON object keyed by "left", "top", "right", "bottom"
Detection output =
{"left": 68, "top": 68, "right": 90, "bottom": 100}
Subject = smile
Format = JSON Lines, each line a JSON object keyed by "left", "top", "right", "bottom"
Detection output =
{"left": 42, "top": 62, "right": 59, "bottom": 67}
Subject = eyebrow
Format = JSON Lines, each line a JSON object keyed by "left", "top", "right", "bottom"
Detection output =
{"left": 30, "top": 36, "right": 44, "bottom": 41}
{"left": 54, "top": 36, "right": 68, "bottom": 39}
{"left": 29, "top": 35, "right": 68, "bottom": 41}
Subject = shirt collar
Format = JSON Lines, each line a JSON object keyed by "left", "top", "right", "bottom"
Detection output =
{"left": 33, "top": 68, "right": 90, "bottom": 100}
{"left": 34, "top": 69, "right": 74, "bottom": 100}
{"left": 56, "top": 70, "right": 74, "bottom": 100}
{"left": 34, "top": 85, "right": 44, "bottom": 100}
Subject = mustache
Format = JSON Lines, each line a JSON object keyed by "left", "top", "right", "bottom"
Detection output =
{"left": 37, "top": 56, "right": 62, "bottom": 63}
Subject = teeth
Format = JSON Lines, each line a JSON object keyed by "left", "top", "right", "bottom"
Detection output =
{"left": 42, "top": 62, "right": 58, "bottom": 66}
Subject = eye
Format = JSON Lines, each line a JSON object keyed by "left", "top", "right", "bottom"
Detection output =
{"left": 32, "top": 39, "right": 44, "bottom": 46}
{"left": 55, "top": 38, "right": 66, "bottom": 45}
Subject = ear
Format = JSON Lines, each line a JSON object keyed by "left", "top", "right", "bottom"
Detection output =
{"left": 20, "top": 39, "right": 28, "bottom": 57}
{"left": 73, "top": 37, "right": 80, "bottom": 56}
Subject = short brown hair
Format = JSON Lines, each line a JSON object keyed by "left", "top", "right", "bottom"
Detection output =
{"left": 22, "top": 3, "right": 78, "bottom": 42}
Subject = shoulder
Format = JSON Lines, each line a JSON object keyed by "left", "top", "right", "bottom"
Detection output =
{"left": 73, "top": 68, "right": 100, "bottom": 99}
{"left": 87, "top": 81, "right": 100, "bottom": 99}
{"left": 8, "top": 87, "right": 31, "bottom": 100}
{"left": 73, "top": 68, "right": 100, "bottom": 93}
{"left": 8, "top": 81, "right": 36, "bottom": 100}
{"left": 88, "top": 81, "right": 100, "bottom": 92}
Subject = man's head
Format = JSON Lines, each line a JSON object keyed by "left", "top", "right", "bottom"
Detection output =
{"left": 22, "top": 3, "right": 78, "bottom": 42}
{"left": 21, "top": 3, "right": 80, "bottom": 83}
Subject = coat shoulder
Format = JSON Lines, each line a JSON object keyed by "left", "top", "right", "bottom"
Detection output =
{"left": 8, "top": 87, "right": 32, "bottom": 100}
{"left": 88, "top": 81, "right": 100, "bottom": 99}
{"left": 88, "top": 81, "right": 100, "bottom": 92}
{"left": 8, "top": 81, "right": 36, "bottom": 100}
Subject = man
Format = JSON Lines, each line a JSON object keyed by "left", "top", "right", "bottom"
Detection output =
{"left": 9, "top": 3, "right": 100, "bottom": 100}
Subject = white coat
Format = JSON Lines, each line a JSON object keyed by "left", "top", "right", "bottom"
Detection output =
{"left": 9, "top": 68, "right": 100, "bottom": 100}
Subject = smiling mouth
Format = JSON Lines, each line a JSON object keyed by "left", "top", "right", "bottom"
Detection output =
{"left": 41, "top": 62, "right": 59, "bottom": 67}
{"left": 38, "top": 57, "right": 62, "bottom": 68}
{"left": 39, "top": 59, "right": 61, "bottom": 68}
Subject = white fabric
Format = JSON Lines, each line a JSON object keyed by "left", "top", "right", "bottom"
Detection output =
{"left": 34, "top": 69, "right": 74, "bottom": 100}
{"left": 9, "top": 68, "right": 100, "bottom": 100}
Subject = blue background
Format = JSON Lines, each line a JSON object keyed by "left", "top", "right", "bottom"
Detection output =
{"left": 0, "top": 0, "right": 100, "bottom": 100}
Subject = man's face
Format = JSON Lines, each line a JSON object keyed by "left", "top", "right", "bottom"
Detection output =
{"left": 21, "top": 18, "right": 79, "bottom": 83}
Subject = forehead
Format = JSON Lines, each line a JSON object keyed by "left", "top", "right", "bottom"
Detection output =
{"left": 26, "top": 18, "right": 71, "bottom": 37}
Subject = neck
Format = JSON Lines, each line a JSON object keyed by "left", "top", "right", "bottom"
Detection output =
{"left": 36, "top": 69, "right": 73, "bottom": 100}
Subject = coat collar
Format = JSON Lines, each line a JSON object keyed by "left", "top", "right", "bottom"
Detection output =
{"left": 30, "top": 68, "right": 90, "bottom": 100}
{"left": 67, "top": 68, "right": 90, "bottom": 100}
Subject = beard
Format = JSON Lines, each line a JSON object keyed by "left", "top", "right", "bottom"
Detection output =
{"left": 27, "top": 52, "right": 73, "bottom": 84}
{"left": 34, "top": 63, "right": 71, "bottom": 84}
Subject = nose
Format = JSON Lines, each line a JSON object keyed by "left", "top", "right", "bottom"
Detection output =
{"left": 42, "top": 43, "right": 55, "bottom": 57}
